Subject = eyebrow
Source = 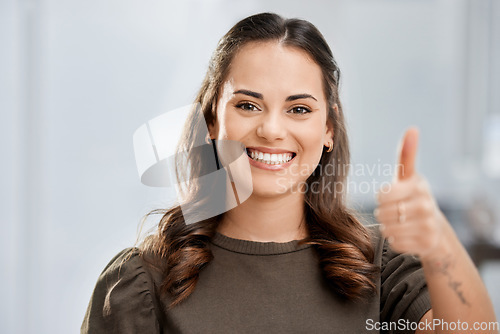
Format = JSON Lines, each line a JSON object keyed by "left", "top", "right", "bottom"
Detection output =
{"left": 233, "top": 89, "right": 317, "bottom": 102}
{"left": 286, "top": 94, "right": 317, "bottom": 102}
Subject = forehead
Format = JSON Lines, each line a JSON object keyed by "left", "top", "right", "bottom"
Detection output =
{"left": 224, "top": 41, "right": 325, "bottom": 100}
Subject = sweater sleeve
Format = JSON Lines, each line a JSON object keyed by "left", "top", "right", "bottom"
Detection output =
{"left": 380, "top": 239, "right": 432, "bottom": 334}
{"left": 81, "top": 248, "right": 161, "bottom": 334}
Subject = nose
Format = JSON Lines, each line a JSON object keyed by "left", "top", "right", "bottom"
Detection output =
{"left": 256, "top": 110, "right": 287, "bottom": 141}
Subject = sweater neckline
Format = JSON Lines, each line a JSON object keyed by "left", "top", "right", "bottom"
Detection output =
{"left": 211, "top": 231, "right": 312, "bottom": 255}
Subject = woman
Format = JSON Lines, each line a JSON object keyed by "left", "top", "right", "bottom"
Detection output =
{"left": 82, "top": 13, "right": 497, "bottom": 333}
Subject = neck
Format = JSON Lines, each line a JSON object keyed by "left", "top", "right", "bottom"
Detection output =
{"left": 217, "top": 192, "right": 308, "bottom": 243}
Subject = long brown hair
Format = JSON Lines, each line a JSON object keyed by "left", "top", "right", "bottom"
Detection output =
{"left": 140, "top": 12, "right": 378, "bottom": 309}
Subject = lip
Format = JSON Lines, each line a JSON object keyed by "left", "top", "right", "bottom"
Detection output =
{"left": 247, "top": 153, "right": 296, "bottom": 171}
{"left": 246, "top": 146, "right": 296, "bottom": 154}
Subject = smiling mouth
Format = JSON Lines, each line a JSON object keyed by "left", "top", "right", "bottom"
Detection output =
{"left": 245, "top": 148, "right": 296, "bottom": 165}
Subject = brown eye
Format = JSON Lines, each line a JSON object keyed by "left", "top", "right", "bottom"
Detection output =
{"left": 289, "top": 106, "right": 312, "bottom": 114}
{"left": 236, "top": 102, "right": 260, "bottom": 112}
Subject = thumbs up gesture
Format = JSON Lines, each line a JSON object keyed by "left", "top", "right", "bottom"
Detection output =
{"left": 374, "top": 127, "right": 448, "bottom": 259}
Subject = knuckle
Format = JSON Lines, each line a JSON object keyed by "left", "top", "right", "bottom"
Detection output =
{"left": 422, "top": 200, "right": 434, "bottom": 215}
{"left": 379, "top": 222, "right": 388, "bottom": 233}
{"left": 414, "top": 201, "right": 429, "bottom": 217}
{"left": 378, "top": 224, "right": 386, "bottom": 233}
{"left": 416, "top": 181, "right": 427, "bottom": 195}
{"left": 374, "top": 211, "right": 385, "bottom": 223}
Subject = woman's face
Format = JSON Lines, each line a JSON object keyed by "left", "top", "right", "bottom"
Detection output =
{"left": 210, "top": 41, "right": 333, "bottom": 198}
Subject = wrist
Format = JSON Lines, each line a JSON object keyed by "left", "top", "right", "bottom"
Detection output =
{"left": 418, "top": 213, "right": 457, "bottom": 265}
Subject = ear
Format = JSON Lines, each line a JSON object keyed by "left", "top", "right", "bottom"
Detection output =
{"left": 324, "top": 104, "right": 337, "bottom": 144}
{"left": 325, "top": 120, "right": 334, "bottom": 142}
{"left": 333, "top": 103, "right": 339, "bottom": 117}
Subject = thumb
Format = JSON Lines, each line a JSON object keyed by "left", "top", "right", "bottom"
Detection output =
{"left": 396, "top": 126, "right": 419, "bottom": 181}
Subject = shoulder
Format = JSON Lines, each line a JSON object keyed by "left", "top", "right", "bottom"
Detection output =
{"left": 97, "top": 248, "right": 147, "bottom": 282}
{"left": 81, "top": 248, "right": 162, "bottom": 333}
{"left": 93, "top": 248, "right": 155, "bottom": 302}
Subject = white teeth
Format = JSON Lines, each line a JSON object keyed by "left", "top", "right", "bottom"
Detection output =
{"left": 247, "top": 149, "right": 295, "bottom": 165}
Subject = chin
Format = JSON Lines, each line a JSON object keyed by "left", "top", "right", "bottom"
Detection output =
{"left": 250, "top": 189, "right": 291, "bottom": 199}
{"left": 250, "top": 177, "right": 298, "bottom": 198}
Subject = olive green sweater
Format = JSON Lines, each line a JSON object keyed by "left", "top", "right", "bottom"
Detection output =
{"left": 82, "top": 225, "right": 431, "bottom": 333}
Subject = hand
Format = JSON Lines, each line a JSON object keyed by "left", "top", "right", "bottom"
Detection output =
{"left": 374, "top": 127, "right": 448, "bottom": 259}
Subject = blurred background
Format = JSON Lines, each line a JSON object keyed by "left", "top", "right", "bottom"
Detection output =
{"left": 1, "top": 0, "right": 499, "bottom": 332}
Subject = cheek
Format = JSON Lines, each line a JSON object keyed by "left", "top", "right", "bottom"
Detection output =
{"left": 215, "top": 107, "right": 249, "bottom": 140}
{"left": 218, "top": 122, "right": 242, "bottom": 141}
{"left": 287, "top": 124, "right": 326, "bottom": 180}
{"left": 300, "top": 122, "right": 326, "bottom": 158}
{"left": 301, "top": 140, "right": 324, "bottom": 175}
